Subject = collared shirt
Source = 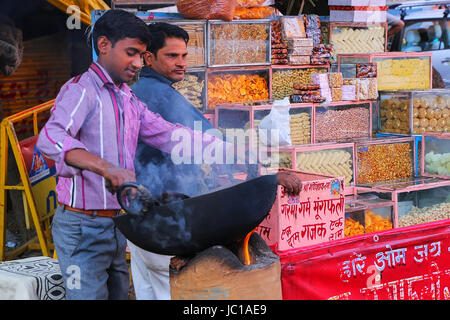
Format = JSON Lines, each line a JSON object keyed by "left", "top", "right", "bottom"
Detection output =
{"left": 37, "top": 62, "right": 222, "bottom": 210}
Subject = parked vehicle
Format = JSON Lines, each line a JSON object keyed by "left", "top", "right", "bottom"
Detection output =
{"left": 389, "top": 1, "right": 450, "bottom": 87}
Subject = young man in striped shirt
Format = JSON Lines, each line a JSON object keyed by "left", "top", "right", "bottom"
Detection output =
{"left": 36, "top": 10, "right": 226, "bottom": 300}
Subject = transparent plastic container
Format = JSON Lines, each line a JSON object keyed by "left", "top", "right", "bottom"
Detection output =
{"left": 337, "top": 52, "right": 432, "bottom": 90}
{"left": 276, "top": 143, "right": 355, "bottom": 188}
{"left": 355, "top": 137, "right": 415, "bottom": 185}
{"left": 173, "top": 20, "right": 207, "bottom": 68}
{"left": 172, "top": 68, "right": 206, "bottom": 111}
{"left": 379, "top": 89, "right": 450, "bottom": 135}
{"left": 271, "top": 65, "right": 329, "bottom": 100}
{"left": 214, "top": 103, "right": 313, "bottom": 152}
{"left": 369, "top": 177, "right": 450, "bottom": 228}
{"left": 329, "top": 22, "right": 387, "bottom": 56}
{"left": 345, "top": 197, "right": 394, "bottom": 238}
{"left": 422, "top": 132, "right": 450, "bottom": 179}
{"left": 206, "top": 67, "right": 270, "bottom": 110}
{"left": 314, "top": 101, "right": 371, "bottom": 143}
{"left": 208, "top": 19, "right": 271, "bottom": 67}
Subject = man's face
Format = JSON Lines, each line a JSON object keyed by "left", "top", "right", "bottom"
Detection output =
{"left": 146, "top": 37, "right": 188, "bottom": 82}
{"left": 97, "top": 36, "right": 147, "bottom": 86}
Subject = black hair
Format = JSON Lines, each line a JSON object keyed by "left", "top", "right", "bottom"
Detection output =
{"left": 147, "top": 22, "right": 189, "bottom": 56}
{"left": 90, "top": 9, "right": 151, "bottom": 55}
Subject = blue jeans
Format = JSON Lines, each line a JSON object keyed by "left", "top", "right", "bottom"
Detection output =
{"left": 51, "top": 205, "right": 129, "bottom": 300}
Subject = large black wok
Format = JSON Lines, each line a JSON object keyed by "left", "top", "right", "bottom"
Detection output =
{"left": 113, "top": 174, "right": 278, "bottom": 256}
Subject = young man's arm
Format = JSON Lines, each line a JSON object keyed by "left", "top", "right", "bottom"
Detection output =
{"left": 64, "top": 149, "right": 135, "bottom": 193}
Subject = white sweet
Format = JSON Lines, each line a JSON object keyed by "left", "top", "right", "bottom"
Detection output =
{"left": 425, "top": 151, "right": 450, "bottom": 175}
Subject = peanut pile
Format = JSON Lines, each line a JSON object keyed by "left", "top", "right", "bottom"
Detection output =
{"left": 398, "top": 202, "right": 450, "bottom": 227}
{"left": 315, "top": 106, "right": 370, "bottom": 142}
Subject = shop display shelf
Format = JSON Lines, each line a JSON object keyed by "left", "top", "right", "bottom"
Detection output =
{"left": 337, "top": 52, "right": 432, "bottom": 91}
{"left": 214, "top": 103, "right": 314, "bottom": 151}
{"left": 366, "top": 177, "right": 450, "bottom": 228}
{"left": 207, "top": 19, "right": 272, "bottom": 67}
{"left": 274, "top": 142, "right": 356, "bottom": 193}
{"left": 421, "top": 132, "right": 450, "bottom": 179}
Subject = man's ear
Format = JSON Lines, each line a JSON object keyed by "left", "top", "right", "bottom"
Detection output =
{"left": 97, "top": 36, "right": 111, "bottom": 56}
{"left": 143, "top": 51, "right": 152, "bottom": 66}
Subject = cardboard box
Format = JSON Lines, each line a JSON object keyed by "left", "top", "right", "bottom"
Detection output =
{"left": 330, "top": 6, "right": 387, "bottom": 23}
{"left": 328, "top": 0, "right": 370, "bottom": 5}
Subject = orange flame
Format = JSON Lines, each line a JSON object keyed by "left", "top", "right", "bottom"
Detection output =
{"left": 243, "top": 228, "right": 258, "bottom": 266}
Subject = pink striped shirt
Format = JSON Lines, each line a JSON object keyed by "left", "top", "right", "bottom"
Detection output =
{"left": 37, "top": 62, "right": 222, "bottom": 210}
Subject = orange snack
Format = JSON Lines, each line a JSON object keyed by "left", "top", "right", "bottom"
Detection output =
{"left": 234, "top": 6, "right": 276, "bottom": 19}
{"left": 365, "top": 210, "right": 392, "bottom": 233}
{"left": 207, "top": 73, "right": 269, "bottom": 109}
{"left": 345, "top": 218, "right": 365, "bottom": 237}
{"left": 237, "top": 0, "right": 267, "bottom": 6}
{"left": 357, "top": 143, "right": 413, "bottom": 184}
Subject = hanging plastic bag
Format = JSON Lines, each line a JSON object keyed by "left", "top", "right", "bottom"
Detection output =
{"left": 236, "top": 0, "right": 274, "bottom": 7}
{"left": 233, "top": 6, "right": 278, "bottom": 19}
{"left": 258, "top": 97, "right": 291, "bottom": 147}
{"left": 177, "top": 0, "right": 237, "bottom": 22}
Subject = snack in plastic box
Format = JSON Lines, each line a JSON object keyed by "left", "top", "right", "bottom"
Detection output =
{"left": 311, "top": 73, "right": 329, "bottom": 88}
{"left": 288, "top": 55, "right": 311, "bottom": 65}
{"left": 342, "top": 84, "right": 357, "bottom": 101}
{"left": 357, "top": 78, "right": 370, "bottom": 100}
{"left": 272, "top": 58, "right": 288, "bottom": 64}
{"left": 356, "top": 63, "right": 378, "bottom": 78}
{"left": 280, "top": 16, "right": 306, "bottom": 39}
{"left": 290, "top": 94, "right": 325, "bottom": 103}
{"left": 292, "top": 89, "right": 321, "bottom": 96}
{"left": 288, "top": 46, "right": 313, "bottom": 55}
{"left": 329, "top": 72, "right": 343, "bottom": 88}
{"left": 331, "top": 87, "right": 343, "bottom": 102}
{"left": 293, "top": 83, "right": 320, "bottom": 90}
{"left": 272, "top": 48, "right": 288, "bottom": 54}
{"left": 301, "top": 14, "right": 323, "bottom": 45}
{"left": 286, "top": 38, "right": 314, "bottom": 47}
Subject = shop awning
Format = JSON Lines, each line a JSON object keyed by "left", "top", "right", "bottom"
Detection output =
{"left": 46, "top": 0, "right": 110, "bottom": 25}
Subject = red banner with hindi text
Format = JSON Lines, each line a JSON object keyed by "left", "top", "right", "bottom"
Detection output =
{"left": 278, "top": 219, "right": 450, "bottom": 300}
